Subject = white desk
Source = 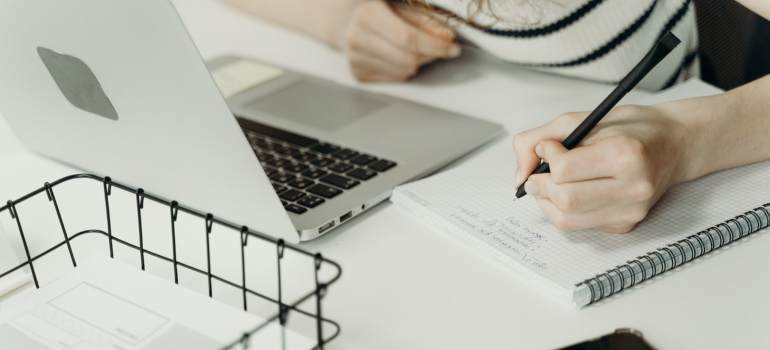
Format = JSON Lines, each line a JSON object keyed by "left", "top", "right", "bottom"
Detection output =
{"left": 1, "top": 1, "right": 768, "bottom": 349}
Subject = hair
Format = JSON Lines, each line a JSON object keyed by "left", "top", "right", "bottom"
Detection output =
{"left": 401, "top": 0, "right": 547, "bottom": 28}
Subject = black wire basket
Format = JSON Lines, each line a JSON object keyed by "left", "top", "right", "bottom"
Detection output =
{"left": 0, "top": 173, "right": 342, "bottom": 349}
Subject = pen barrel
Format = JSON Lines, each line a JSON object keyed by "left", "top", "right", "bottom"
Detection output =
{"left": 533, "top": 162, "right": 551, "bottom": 175}
{"left": 561, "top": 87, "right": 627, "bottom": 149}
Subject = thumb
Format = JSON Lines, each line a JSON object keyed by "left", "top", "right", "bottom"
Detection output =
{"left": 513, "top": 112, "right": 587, "bottom": 187}
{"left": 515, "top": 140, "right": 568, "bottom": 188}
{"left": 536, "top": 140, "right": 569, "bottom": 168}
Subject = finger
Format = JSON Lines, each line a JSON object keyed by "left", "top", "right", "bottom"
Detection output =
{"left": 393, "top": 5, "right": 456, "bottom": 41}
{"left": 536, "top": 139, "right": 621, "bottom": 184}
{"left": 350, "top": 31, "right": 435, "bottom": 72}
{"left": 526, "top": 174, "right": 628, "bottom": 213}
{"left": 367, "top": 7, "right": 460, "bottom": 58}
{"left": 356, "top": 74, "right": 411, "bottom": 83}
{"left": 535, "top": 198, "right": 646, "bottom": 231}
{"left": 512, "top": 113, "right": 588, "bottom": 187}
{"left": 348, "top": 50, "right": 417, "bottom": 81}
{"left": 595, "top": 224, "right": 636, "bottom": 234}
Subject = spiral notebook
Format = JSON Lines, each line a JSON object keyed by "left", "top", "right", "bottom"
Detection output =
{"left": 390, "top": 80, "right": 770, "bottom": 308}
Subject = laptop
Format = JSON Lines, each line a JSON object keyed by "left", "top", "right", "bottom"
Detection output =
{"left": 0, "top": 0, "right": 503, "bottom": 243}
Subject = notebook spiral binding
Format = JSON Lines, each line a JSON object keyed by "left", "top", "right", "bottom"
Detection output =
{"left": 576, "top": 203, "right": 770, "bottom": 305}
{"left": 0, "top": 174, "right": 342, "bottom": 349}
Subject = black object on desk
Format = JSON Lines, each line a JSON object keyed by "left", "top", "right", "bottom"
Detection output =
{"left": 558, "top": 329, "right": 656, "bottom": 350}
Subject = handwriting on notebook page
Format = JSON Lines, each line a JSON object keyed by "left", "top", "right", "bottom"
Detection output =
{"left": 451, "top": 204, "right": 549, "bottom": 270}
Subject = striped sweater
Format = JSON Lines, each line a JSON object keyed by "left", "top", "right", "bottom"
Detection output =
{"left": 429, "top": 0, "right": 699, "bottom": 91}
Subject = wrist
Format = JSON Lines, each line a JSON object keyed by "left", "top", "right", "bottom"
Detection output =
{"left": 654, "top": 95, "right": 732, "bottom": 184}
{"left": 322, "top": 0, "right": 370, "bottom": 49}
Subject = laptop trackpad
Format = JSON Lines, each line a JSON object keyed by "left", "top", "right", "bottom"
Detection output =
{"left": 245, "top": 80, "right": 389, "bottom": 132}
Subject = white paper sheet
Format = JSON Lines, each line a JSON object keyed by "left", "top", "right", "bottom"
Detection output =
{"left": 0, "top": 254, "right": 315, "bottom": 350}
{"left": 211, "top": 60, "right": 284, "bottom": 99}
{"left": 0, "top": 223, "right": 31, "bottom": 298}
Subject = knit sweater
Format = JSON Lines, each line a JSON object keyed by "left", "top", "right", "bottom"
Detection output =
{"left": 428, "top": 0, "right": 699, "bottom": 90}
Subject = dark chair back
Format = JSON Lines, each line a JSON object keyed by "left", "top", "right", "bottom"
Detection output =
{"left": 695, "top": 0, "right": 770, "bottom": 90}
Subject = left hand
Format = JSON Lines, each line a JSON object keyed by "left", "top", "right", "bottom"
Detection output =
{"left": 512, "top": 104, "right": 696, "bottom": 233}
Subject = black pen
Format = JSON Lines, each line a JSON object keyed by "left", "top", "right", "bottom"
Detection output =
{"left": 514, "top": 31, "right": 681, "bottom": 200}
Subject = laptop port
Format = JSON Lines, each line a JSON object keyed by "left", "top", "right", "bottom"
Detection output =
{"left": 340, "top": 211, "right": 353, "bottom": 222}
{"left": 319, "top": 221, "right": 335, "bottom": 234}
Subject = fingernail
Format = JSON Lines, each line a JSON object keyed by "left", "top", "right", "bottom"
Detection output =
{"left": 535, "top": 144, "right": 544, "bottom": 158}
{"left": 525, "top": 181, "right": 539, "bottom": 196}
{"left": 514, "top": 167, "right": 521, "bottom": 185}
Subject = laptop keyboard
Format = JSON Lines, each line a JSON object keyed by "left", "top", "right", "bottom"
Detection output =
{"left": 237, "top": 118, "right": 397, "bottom": 215}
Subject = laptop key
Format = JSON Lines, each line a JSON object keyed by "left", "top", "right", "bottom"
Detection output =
{"left": 297, "top": 195, "right": 325, "bottom": 208}
{"left": 270, "top": 172, "right": 296, "bottom": 183}
{"left": 302, "top": 169, "right": 327, "bottom": 179}
{"left": 274, "top": 146, "right": 300, "bottom": 156}
{"left": 321, "top": 174, "right": 360, "bottom": 189}
{"left": 311, "top": 143, "right": 341, "bottom": 154}
{"left": 307, "top": 184, "right": 343, "bottom": 199}
{"left": 279, "top": 189, "right": 306, "bottom": 201}
{"left": 255, "top": 152, "right": 274, "bottom": 162}
{"left": 293, "top": 152, "right": 319, "bottom": 162}
{"left": 328, "top": 162, "right": 353, "bottom": 173}
{"left": 332, "top": 149, "right": 359, "bottom": 160}
{"left": 289, "top": 178, "right": 314, "bottom": 190}
{"left": 260, "top": 142, "right": 281, "bottom": 151}
{"left": 263, "top": 167, "right": 279, "bottom": 177}
{"left": 272, "top": 183, "right": 288, "bottom": 194}
{"left": 283, "top": 163, "right": 309, "bottom": 174}
{"left": 350, "top": 154, "right": 378, "bottom": 166}
{"left": 284, "top": 204, "right": 307, "bottom": 214}
{"left": 281, "top": 200, "right": 289, "bottom": 206}
{"left": 311, "top": 157, "right": 336, "bottom": 167}
{"left": 347, "top": 168, "right": 377, "bottom": 180}
{"left": 266, "top": 157, "right": 292, "bottom": 168}
{"left": 369, "top": 159, "right": 397, "bottom": 172}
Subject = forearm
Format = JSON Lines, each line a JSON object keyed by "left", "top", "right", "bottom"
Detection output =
{"left": 221, "top": 0, "right": 367, "bottom": 48}
{"left": 662, "top": 75, "right": 770, "bottom": 183}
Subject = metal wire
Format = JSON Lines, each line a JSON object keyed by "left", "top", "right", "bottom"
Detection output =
{"left": 0, "top": 173, "right": 342, "bottom": 349}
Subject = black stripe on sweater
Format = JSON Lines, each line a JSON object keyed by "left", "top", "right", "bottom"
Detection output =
{"left": 522, "top": 0, "right": 659, "bottom": 68}
{"left": 466, "top": 0, "right": 604, "bottom": 38}
{"left": 657, "top": 0, "right": 693, "bottom": 40}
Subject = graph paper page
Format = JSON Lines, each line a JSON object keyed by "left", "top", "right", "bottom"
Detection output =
{"left": 391, "top": 80, "right": 770, "bottom": 302}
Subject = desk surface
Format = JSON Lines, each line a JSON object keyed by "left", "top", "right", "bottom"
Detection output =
{"left": 1, "top": 1, "right": 768, "bottom": 349}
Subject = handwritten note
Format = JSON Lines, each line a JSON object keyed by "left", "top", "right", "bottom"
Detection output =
{"left": 450, "top": 204, "right": 548, "bottom": 270}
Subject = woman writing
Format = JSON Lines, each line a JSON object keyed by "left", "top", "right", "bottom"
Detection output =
{"left": 224, "top": 0, "right": 770, "bottom": 233}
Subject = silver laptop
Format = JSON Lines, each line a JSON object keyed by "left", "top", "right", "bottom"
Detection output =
{"left": 0, "top": 0, "right": 502, "bottom": 243}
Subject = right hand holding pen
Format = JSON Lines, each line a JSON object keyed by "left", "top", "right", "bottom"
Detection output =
{"left": 512, "top": 105, "right": 696, "bottom": 233}
{"left": 335, "top": 1, "right": 461, "bottom": 82}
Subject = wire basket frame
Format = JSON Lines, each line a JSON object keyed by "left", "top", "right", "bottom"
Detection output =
{"left": 0, "top": 173, "right": 342, "bottom": 349}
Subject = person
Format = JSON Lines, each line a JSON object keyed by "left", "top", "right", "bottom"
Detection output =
{"left": 223, "top": 0, "right": 770, "bottom": 233}
{"left": 222, "top": 0, "right": 700, "bottom": 89}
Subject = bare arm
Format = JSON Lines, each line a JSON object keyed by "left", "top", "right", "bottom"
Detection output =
{"left": 221, "top": 0, "right": 363, "bottom": 48}
{"left": 221, "top": 0, "right": 460, "bottom": 82}
{"left": 671, "top": 75, "right": 770, "bottom": 182}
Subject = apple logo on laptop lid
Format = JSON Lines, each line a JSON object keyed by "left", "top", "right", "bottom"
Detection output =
{"left": 37, "top": 46, "right": 119, "bottom": 121}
